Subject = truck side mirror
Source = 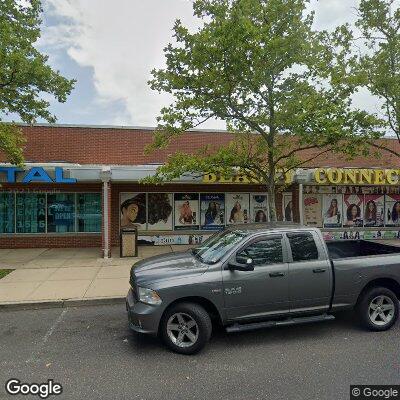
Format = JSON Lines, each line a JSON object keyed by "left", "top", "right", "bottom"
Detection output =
{"left": 228, "top": 257, "right": 254, "bottom": 272}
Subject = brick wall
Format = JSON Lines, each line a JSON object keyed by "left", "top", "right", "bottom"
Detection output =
{"left": 0, "top": 124, "right": 398, "bottom": 168}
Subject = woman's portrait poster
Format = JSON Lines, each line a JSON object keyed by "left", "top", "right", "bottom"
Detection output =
{"left": 364, "top": 195, "right": 385, "bottom": 227}
{"left": 343, "top": 194, "right": 364, "bottom": 227}
{"left": 385, "top": 194, "right": 400, "bottom": 227}
{"left": 251, "top": 194, "right": 269, "bottom": 223}
{"left": 282, "top": 193, "right": 293, "bottom": 222}
{"left": 147, "top": 193, "right": 173, "bottom": 231}
{"left": 120, "top": 193, "right": 147, "bottom": 231}
{"left": 226, "top": 193, "right": 250, "bottom": 224}
{"left": 323, "top": 194, "right": 343, "bottom": 228}
{"left": 303, "top": 194, "right": 322, "bottom": 227}
{"left": 174, "top": 193, "right": 199, "bottom": 230}
{"left": 200, "top": 193, "right": 225, "bottom": 230}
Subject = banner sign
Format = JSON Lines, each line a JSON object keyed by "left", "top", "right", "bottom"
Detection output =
{"left": 0, "top": 167, "right": 77, "bottom": 184}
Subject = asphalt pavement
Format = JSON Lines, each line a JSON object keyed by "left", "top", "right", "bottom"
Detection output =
{"left": 1, "top": 304, "right": 399, "bottom": 400}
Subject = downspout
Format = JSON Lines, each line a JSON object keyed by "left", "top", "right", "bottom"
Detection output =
{"left": 100, "top": 167, "right": 112, "bottom": 259}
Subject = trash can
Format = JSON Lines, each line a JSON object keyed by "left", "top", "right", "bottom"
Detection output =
{"left": 120, "top": 227, "right": 138, "bottom": 257}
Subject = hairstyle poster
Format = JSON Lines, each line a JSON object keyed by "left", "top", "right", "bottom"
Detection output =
{"left": 385, "top": 194, "right": 400, "bottom": 227}
{"left": 282, "top": 193, "right": 293, "bottom": 222}
{"left": 322, "top": 194, "right": 343, "bottom": 228}
{"left": 251, "top": 194, "right": 269, "bottom": 223}
{"left": 303, "top": 194, "right": 322, "bottom": 227}
{"left": 200, "top": 193, "right": 225, "bottom": 230}
{"left": 120, "top": 193, "right": 147, "bottom": 231}
{"left": 147, "top": 193, "right": 173, "bottom": 231}
{"left": 174, "top": 193, "right": 200, "bottom": 230}
{"left": 343, "top": 194, "right": 364, "bottom": 227}
{"left": 364, "top": 195, "right": 385, "bottom": 227}
{"left": 226, "top": 193, "right": 250, "bottom": 224}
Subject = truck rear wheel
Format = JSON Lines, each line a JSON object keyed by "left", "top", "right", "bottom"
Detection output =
{"left": 356, "top": 286, "right": 399, "bottom": 331}
{"left": 160, "top": 302, "right": 212, "bottom": 355}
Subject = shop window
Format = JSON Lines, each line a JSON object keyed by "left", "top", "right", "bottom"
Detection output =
{"left": 77, "top": 193, "right": 101, "bottom": 232}
{"left": 47, "top": 194, "right": 76, "bottom": 233}
{"left": 0, "top": 193, "right": 15, "bottom": 233}
{"left": 16, "top": 193, "right": 46, "bottom": 233}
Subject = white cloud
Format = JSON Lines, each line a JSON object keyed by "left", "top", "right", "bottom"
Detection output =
{"left": 41, "top": 0, "right": 382, "bottom": 128}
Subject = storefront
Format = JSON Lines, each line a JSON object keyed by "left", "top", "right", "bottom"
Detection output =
{"left": 0, "top": 124, "right": 399, "bottom": 257}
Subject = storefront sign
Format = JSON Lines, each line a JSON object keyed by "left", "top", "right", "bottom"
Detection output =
{"left": 203, "top": 170, "right": 294, "bottom": 184}
{"left": 315, "top": 168, "right": 400, "bottom": 185}
{"left": 0, "top": 167, "right": 77, "bottom": 184}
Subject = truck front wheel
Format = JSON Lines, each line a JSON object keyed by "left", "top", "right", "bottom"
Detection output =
{"left": 356, "top": 286, "right": 399, "bottom": 331}
{"left": 160, "top": 302, "right": 212, "bottom": 355}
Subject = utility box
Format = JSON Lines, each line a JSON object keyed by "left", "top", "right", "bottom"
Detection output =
{"left": 120, "top": 227, "right": 138, "bottom": 257}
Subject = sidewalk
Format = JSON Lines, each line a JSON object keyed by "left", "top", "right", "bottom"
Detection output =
{"left": 0, "top": 245, "right": 193, "bottom": 308}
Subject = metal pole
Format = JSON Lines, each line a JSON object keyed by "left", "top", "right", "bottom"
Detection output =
{"left": 103, "top": 180, "right": 109, "bottom": 259}
{"left": 299, "top": 183, "right": 304, "bottom": 225}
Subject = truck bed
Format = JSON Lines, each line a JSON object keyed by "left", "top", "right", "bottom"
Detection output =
{"left": 326, "top": 240, "right": 400, "bottom": 259}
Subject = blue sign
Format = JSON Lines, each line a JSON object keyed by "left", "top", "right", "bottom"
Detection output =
{"left": 0, "top": 167, "right": 77, "bottom": 184}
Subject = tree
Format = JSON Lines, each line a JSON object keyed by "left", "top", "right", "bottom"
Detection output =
{"left": 146, "top": 0, "right": 377, "bottom": 221}
{"left": 0, "top": 0, "right": 75, "bottom": 165}
{"left": 353, "top": 0, "right": 400, "bottom": 156}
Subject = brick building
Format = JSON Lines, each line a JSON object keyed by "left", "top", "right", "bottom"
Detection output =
{"left": 0, "top": 124, "right": 400, "bottom": 257}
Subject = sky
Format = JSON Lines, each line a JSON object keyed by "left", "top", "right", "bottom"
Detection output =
{"left": 33, "top": 0, "right": 379, "bottom": 129}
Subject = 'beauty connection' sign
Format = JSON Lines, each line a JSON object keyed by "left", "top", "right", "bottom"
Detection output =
{"left": 315, "top": 168, "right": 400, "bottom": 186}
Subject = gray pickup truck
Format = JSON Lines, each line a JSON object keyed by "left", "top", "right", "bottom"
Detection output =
{"left": 126, "top": 223, "right": 400, "bottom": 354}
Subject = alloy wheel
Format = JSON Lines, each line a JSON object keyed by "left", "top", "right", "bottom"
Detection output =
{"left": 166, "top": 312, "right": 199, "bottom": 348}
{"left": 368, "top": 295, "right": 395, "bottom": 326}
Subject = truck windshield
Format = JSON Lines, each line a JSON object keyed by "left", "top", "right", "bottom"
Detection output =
{"left": 192, "top": 230, "right": 247, "bottom": 264}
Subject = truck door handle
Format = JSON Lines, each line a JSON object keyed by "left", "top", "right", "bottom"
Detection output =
{"left": 269, "top": 272, "right": 285, "bottom": 278}
{"left": 313, "top": 268, "right": 326, "bottom": 273}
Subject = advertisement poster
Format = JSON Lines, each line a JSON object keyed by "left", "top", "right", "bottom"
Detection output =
{"left": 251, "top": 194, "right": 269, "bottom": 223}
{"left": 174, "top": 193, "right": 200, "bottom": 230}
{"left": 323, "top": 194, "right": 343, "bottom": 228}
{"left": 343, "top": 194, "right": 364, "bottom": 227}
{"left": 385, "top": 194, "right": 400, "bottom": 227}
{"left": 282, "top": 193, "right": 293, "bottom": 222}
{"left": 147, "top": 193, "right": 173, "bottom": 231}
{"left": 200, "top": 193, "right": 225, "bottom": 230}
{"left": 120, "top": 193, "right": 147, "bottom": 231}
{"left": 226, "top": 193, "right": 250, "bottom": 224}
{"left": 364, "top": 195, "right": 385, "bottom": 227}
{"left": 303, "top": 194, "right": 322, "bottom": 227}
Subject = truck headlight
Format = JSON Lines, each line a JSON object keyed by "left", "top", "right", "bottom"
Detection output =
{"left": 138, "top": 287, "right": 162, "bottom": 305}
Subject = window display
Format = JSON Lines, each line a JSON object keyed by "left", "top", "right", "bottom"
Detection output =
{"left": 47, "top": 194, "right": 75, "bottom": 233}
{"left": 200, "top": 194, "right": 225, "bottom": 230}
{"left": 77, "top": 193, "right": 101, "bottom": 232}
{"left": 147, "top": 193, "right": 173, "bottom": 231}
{"left": 251, "top": 194, "right": 269, "bottom": 223}
{"left": 364, "top": 195, "right": 385, "bottom": 227}
{"left": 385, "top": 195, "right": 400, "bottom": 227}
{"left": 174, "top": 193, "right": 199, "bottom": 230}
{"left": 226, "top": 193, "right": 250, "bottom": 224}
{"left": 322, "top": 194, "right": 343, "bottom": 228}
{"left": 343, "top": 194, "right": 364, "bottom": 227}
{"left": 16, "top": 193, "right": 46, "bottom": 233}
{"left": 0, "top": 193, "right": 14, "bottom": 233}
{"left": 120, "top": 193, "right": 147, "bottom": 231}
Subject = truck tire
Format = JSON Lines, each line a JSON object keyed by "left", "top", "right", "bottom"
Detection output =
{"left": 356, "top": 286, "right": 399, "bottom": 331}
{"left": 160, "top": 302, "right": 212, "bottom": 355}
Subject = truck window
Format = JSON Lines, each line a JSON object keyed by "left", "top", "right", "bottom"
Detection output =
{"left": 236, "top": 237, "right": 283, "bottom": 266}
{"left": 287, "top": 232, "right": 319, "bottom": 262}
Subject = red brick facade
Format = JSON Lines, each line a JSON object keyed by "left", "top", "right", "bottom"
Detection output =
{"left": 0, "top": 124, "right": 399, "bottom": 253}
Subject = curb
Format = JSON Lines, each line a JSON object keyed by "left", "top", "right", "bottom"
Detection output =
{"left": 0, "top": 297, "right": 126, "bottom": 311}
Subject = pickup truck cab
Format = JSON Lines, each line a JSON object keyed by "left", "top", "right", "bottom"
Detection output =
{"left": 126, "top": 223, "right": 400, "bottom": 354}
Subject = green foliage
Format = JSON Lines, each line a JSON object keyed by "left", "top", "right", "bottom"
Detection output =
{"left": 354, "top": 0, "right": 400, "bottom": 146}
{"left": 147, "top": 0, "right": 380, "bottom": 220}
{"left": 0, "top": 0, "right": 75, "bottom": 163}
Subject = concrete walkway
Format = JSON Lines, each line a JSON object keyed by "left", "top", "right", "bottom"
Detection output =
{"left": 0, "top": 245, "right": 193, "bottom": 307}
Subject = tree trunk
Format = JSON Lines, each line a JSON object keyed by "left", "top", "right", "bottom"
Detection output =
{"left": 267, "top": 177, "right": 277, "bottom": 222}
